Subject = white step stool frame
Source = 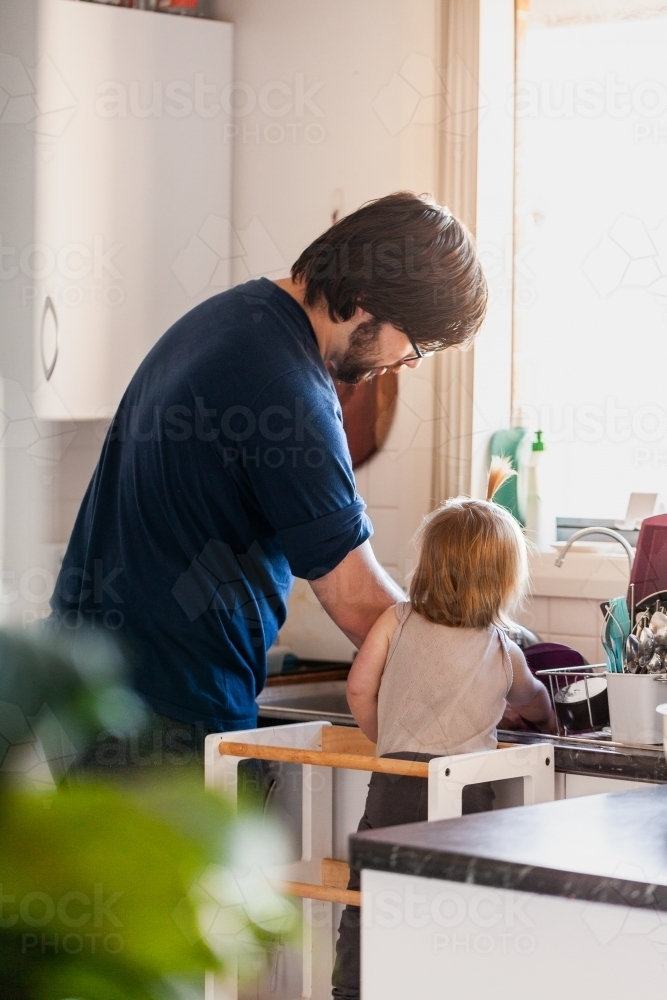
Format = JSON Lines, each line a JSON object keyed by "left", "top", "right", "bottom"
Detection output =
{"left": 204, "top": 722, "right": 554, "bottom": 1000}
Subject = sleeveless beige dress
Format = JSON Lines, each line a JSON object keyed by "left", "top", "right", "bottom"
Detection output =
{"left": 376, "top": 601, "right": 513, "bottom": 757}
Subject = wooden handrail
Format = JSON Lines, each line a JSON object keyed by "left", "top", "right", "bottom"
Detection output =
{"left": 218, "top": 725, "right": 517, "bottom": 778}
{"left": 277, "top": 880, "right": 361, "bottom": 907}
{"left": 218, "top": 741, "right": 429, "bottom": 778}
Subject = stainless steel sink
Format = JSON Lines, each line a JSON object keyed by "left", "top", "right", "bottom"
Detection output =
{"left": 256, "top": 680, "right": 354, "bottom": 725}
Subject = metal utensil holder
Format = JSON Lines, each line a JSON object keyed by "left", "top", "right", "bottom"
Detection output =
{"left": 535, "top": 665, "right": 608, "bottom": 737}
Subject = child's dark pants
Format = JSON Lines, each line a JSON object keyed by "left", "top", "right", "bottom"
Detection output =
{"left": 331, "top": 752, "right": 495, "bottom": 999}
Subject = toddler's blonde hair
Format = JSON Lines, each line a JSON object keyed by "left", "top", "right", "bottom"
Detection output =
{"left": 409, "top": 457, "right": 528, "bottom": 629}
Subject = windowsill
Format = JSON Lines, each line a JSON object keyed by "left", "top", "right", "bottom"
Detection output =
{"left": 529, "top": 547, "right": 631, "bottom": 601}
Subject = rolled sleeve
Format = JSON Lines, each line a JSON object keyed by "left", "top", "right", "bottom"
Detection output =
{"left": 231, "top": 368, "right": 373, "bottom": 580}
{"left": 277, "top": 500, "right": 373, "bottom": 579}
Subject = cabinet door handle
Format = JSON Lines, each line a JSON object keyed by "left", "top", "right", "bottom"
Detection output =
{"left": 41, "top": 295, "right": 58, "bottom": 380}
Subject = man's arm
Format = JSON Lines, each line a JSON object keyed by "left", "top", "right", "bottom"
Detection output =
{"left": 308, "top": 540, "right": 405, "bottom": 648}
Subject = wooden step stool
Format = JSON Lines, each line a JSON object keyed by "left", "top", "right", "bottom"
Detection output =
{"left": 204, "top": 722, "right": 554, "bottom": 1000}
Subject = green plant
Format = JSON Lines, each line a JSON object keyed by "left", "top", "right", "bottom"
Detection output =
{"left": 0, "top": 628, "right": 295, "bottom": 999}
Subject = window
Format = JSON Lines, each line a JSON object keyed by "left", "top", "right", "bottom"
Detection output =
{"left": 513, "top": 0, "right": 667, "bottom": 520}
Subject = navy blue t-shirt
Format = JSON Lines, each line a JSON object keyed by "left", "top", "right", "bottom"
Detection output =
{"left": 51, "top": 278, "right": 372, "bottom": 730}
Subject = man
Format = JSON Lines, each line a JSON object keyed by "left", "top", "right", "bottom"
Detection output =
{"left": 51, "top": 192, "right": 487, "bottom": 767}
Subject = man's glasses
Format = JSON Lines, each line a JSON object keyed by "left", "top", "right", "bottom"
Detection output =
{"left": 402, "top": 334, "right": 435, "bottom": 364}
{"left": 365, "top": 334, "right": 437, "bottom": 374}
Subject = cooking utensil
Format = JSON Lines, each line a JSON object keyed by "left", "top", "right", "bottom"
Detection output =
{"left": 648, "top": 652, "right": 664, "bottom": 674}
{"left": 626, "top": 633, "right": 640, "bottom": 672}
{"left": 650, "top": 611, "right": 667, "bottom": 645}
{"left": 639, "top": 626, "right": 656, "bottom": 665}
{"left": 553, "top": 676, "right": 609, "bottom": 733}
{"left": 601, "top": 597, "right": 630, "bottom": 672}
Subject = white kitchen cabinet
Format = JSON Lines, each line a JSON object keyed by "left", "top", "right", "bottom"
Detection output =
{"left": 33, "top": 0, "right": 232, "bottom": 419}
{"left": 362, "top": 869, "right": 667, "bottom": 1000}
{"left": 564, "top": 772, "right": 660, "bottom": 798}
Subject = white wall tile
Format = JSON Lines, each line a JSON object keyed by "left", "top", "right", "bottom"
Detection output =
{"left": 365, "top": 507, "right": 400, "bottom": 567}
{"left": 519, "top": 595, "right": 550, "bottom": 636}
{"left": 549, "top": 597, "right": 602, "bottom": 638}
{"left": 278, "top": 578, "right": 355, "bottom": 661}
{"left": 353, "top": 463, "right": 370, "bottom": 501}
{"left": 366, "top": 451, "right": 399, "bottom": 508}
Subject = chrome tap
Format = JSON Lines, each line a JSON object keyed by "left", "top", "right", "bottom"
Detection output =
{"left": 554, "top": 526, "right": 634, "bottom": 573}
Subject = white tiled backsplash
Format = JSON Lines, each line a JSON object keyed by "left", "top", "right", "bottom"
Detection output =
{"left": 520, "top": 595, "right": 604, "bottom": 664}
{"left": 521, "top": 548, "right": 630, "bottom": 665}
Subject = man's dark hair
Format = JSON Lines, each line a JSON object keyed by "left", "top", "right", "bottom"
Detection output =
{"left": 291, "top": 191, "right": 488, "bottom": 350}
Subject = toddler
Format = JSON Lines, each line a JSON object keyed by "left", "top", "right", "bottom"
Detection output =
{"left": 331, "top": 462, "right": 555, "bottom": 999}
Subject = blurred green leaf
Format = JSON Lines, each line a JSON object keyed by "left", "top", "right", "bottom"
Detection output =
{"left": 0, "top": 783, "right": 216, "bottom": 969}
{"left": 0, "top": 628, "right": 291, "bottom": 998}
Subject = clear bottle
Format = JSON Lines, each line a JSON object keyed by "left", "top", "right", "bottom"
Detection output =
{"left": 524, "top": 430, "right": 555, "bottom": 550}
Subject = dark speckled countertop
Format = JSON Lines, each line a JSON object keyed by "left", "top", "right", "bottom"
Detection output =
{"left": 499, "top": 729, "right": 667, "bottom": 783}
{"left": 351, "top": 785, "right": 667, "bottom": 910}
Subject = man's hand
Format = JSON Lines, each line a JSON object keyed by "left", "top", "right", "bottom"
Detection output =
{"left": 308, "top": 540, "right": 405, "bottom": 648}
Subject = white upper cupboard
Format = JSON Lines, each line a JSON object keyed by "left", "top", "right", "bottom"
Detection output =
{"left": 33, "top": 0, "right": 233, "bottom": 419}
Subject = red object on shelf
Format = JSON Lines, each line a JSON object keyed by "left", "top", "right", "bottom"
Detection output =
{"left": 629, "top": 513, "right": 667, "bottom": 607}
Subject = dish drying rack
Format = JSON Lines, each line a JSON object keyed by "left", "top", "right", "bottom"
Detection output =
{"left": 535, "top": 663, "right": 667, "bottom": 747}
{"left": 535, "top": 664, "right": 607, "bottom": 738}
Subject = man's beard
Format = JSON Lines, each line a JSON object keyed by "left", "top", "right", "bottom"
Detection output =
{"left": 331, "top": 317, "right": 384, "bottom": 385}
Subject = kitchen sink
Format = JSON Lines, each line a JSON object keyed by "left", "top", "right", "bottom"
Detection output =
{"left": 256, "top": 680, "right": 355, "bottom": 725}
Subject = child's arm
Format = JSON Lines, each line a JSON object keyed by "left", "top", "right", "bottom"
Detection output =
{"left": 506, "top": 641, "right": 557, "bottom": 734}
{"left": 346, "top": 605, "right": 399, "bottom": 743}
